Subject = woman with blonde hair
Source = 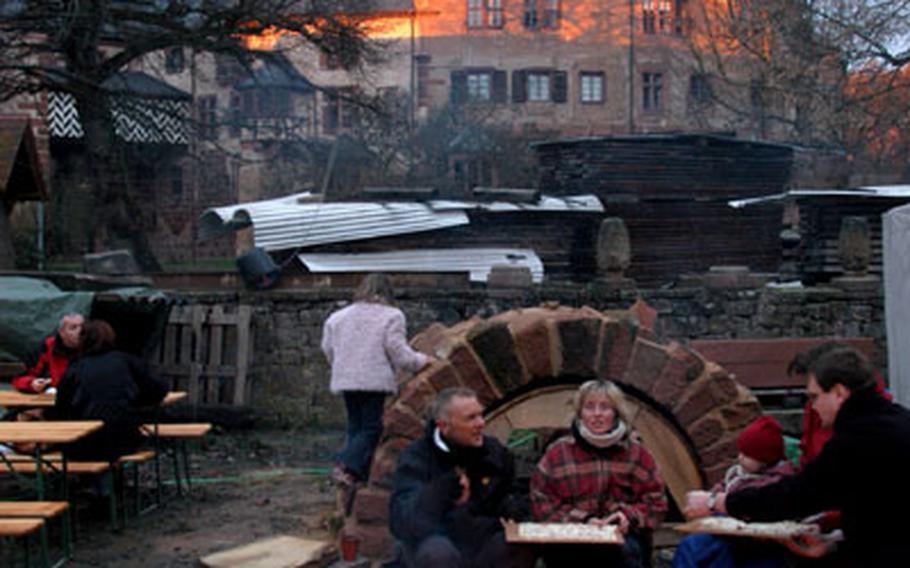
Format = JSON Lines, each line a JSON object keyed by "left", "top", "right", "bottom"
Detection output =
{"left": 531, "top": 380, "right": 668, "bottom": 568}
{"left": 322, "top": 274, "right": 432, "bottom": 485}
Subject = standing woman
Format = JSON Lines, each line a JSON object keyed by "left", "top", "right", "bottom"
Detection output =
{"left": 322, "top": 274, "right": 432, "bottom": 485}
{"left": 52, "top": 320, "right": 168, "bottom": 461}
{"left": 531, "top": 380, "right": 668, "bottom": 568}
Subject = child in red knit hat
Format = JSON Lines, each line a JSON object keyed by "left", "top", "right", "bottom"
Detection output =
{"left": 672, "top": 416, "right": 797, "bottom": 568}
{"left": 715, "top": 415, "right": 796, "bottom": 495}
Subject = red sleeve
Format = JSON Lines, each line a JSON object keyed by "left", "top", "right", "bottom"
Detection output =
{"left": 10, "top": 337, "right": 52, "bottom": 392}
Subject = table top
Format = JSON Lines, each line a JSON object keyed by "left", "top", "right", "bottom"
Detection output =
{"left": 0, "top": 391, "right": 54, "bottom": 407}
{"left": 0, "top": 390, "right": 187, "bottom": 408}
{"left": 163, "top": 391, "right": 187, "bottom": 405}
{"left": 0, "top": 420, "right": 103, "bottom": 443}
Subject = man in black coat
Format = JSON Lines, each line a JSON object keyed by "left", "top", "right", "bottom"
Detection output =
{"left": 684, "top": 347, "right": 910, "bottom": 566}
{"left": 389, "top": 386, "right": 535, "bottom": 568}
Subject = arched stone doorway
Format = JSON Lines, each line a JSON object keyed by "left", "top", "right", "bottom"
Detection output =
{"left": 348, "top": 305, "right": 761, "bottom": 557}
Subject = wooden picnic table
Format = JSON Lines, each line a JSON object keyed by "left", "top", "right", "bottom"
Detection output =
{"left": 0, "top": 420, "right": 104, "bottom": 563}
{"left": 0, "top": 420, "right": 104, "bottom": 444}
{"left": 0, "top": 390, "right": 187, "bottom": 408}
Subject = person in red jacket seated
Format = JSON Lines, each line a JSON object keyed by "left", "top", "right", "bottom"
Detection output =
{"left": 11, "top": 313, "right": 84, "bottom": 393}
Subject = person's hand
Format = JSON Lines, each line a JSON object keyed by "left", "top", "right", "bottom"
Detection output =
{"left": 29, "top": 378, "right": 51, "bottom": 393}
{"left": 782, "top": 529, "right": 839, "bottom": 558}
{"left": 683, "top": 490, "right": 713, "bottom": 519}
{"left": 454, "top": 468, "right": 470, "bottom": 506}
{"left": 596, "top": 511, "right": 630, "bottom": 534}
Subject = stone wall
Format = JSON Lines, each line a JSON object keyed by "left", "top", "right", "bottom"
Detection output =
{"left": 173, "top": 279, "right": 885, "bottom": 428}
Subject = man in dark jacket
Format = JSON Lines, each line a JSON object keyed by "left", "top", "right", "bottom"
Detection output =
{"left": 389, "top": 387, "right": 535, "bottom": 568}
{"left": 684, "top": 347, "right": 910, "bottom": 566}
{"left": 11, "top": 313, "right": 83, "bottom": 393}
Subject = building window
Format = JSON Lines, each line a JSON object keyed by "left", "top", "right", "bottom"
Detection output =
{"left": 658, "top": 0, "right": 672, "bottom": 33}
{"left": 543, "top": 0, "right": 560, "bottom": 28}
{"left": 197, "top": 95, "right": 217, "bottom": 139}
{"left": 642, "top": 72, "right": 663, "bottom": 111}
{"left": 467, "top": 0, "right": 483, "bottom": 27}
{"left": 513, "top": 69, "right": 567, "bottom": 103}
{"left": 488, "top": 0, "right": 503, "bottom": 27}
{"left": 580, "top": 72, "right": 605, "bottom": 103}
{"left": 643, "top": 0, "right": 679, "bottom": 34}
{"left": 689, "top": 73, "right": 712, "bottom": 107}
{"left": 642, "top": 0, "right": 656, "bottom": 34}
{"left": 452, "top": 69, "right": 507, "bottom": 104}
{"left": 468, "top": 0, "right": 504, "bottom": 29}
{"left": 165, "top": 47, "right": 184, "bottom": 74}
{"left": 523, "top": 0, "right": 560, "bottom": 30}
{"left": 323, "top": 88, "right": 359, "bottom": 134}
{"left": 232, "top": 90, "right": 292, "bottom": 119}
{"left": 467, "top": 72, "right": 492, "bottom": 101}
{"left": 527, "top": 72, "right": 551, "bottom": 101}
{"left": 523, "top": 0, "right": 538, "bottom": 29}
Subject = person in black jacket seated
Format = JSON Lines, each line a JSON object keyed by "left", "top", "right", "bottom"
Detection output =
{"left": 389, "top": 386, "right": 536, "bottom": 568}
{"left": 50, "top": 320, "right": 167, "bottom": 461}
{"left": 684, "top": 347, "right": 910, "bottom": 567}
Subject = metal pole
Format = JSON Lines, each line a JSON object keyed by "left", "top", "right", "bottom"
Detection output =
{"left": 190, "top": 47, "right": 198, "bottom": 263}
{"left": 409, "top": 10, "right": 417, "bottom": 177}
{"left": 628, "top": 0, "right": 636, "bottom": 134}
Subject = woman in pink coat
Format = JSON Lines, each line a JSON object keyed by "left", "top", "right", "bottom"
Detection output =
{"left": 322, "top": 274, "right": 431, "bottom": 485}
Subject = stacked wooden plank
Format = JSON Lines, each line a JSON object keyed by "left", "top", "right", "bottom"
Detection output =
{"left": 533, "top": 134, "right": 795, "bottom": 286}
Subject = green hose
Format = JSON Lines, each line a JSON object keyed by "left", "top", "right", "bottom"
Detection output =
{"left": 160, "top": 466, "right": 332, "bottom": 486}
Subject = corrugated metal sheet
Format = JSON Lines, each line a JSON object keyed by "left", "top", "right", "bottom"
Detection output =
{"left": 199, "top": 192, "right": 603, "bottom": 251}
{"left": 729, "top": 186, "right": 910, "bottom": 208}
{"left": 430, "top": 194, "right": 603, "bottom": 213}
{"left": 298, "top": 249, "right": 544, "bottom": 283}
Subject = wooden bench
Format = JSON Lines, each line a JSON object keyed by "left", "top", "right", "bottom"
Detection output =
{"left": 1, "top": 450, "right": 157, "bottom": 532}
{"left": 0, "top": 502, "right": 70, "bottom": 568}
{"left": 1, "top": 452, "right": 110, "bottom": 474}
{"left": 689, "top": 337, "right": 875, "bottom": 391}
{"left": 141, "top": 423, "right": 212, "bottom": 496}
{"left": 0, "top": 501, "right": 71, "bottom": 562}
{"left": 689, "top": 337, "right": 877, "bottom": 435}
{"left": 0, "top": 517, "right": 45, "bottom": 537}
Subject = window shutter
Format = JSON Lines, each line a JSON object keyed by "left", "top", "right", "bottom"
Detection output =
{"left": 512, "top": 70, "right": 527, "bottom": 103}
{"left": 451, "top": 70, "right": 467, "bottom": 104}
{"left": 552, "top": 71, "right": 568, "bottom": 103}
{"left": 492, "top": 70, "right": 508, "bottom": 103}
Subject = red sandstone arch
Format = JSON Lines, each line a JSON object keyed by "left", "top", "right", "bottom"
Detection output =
{"left": 348, "top": 305, "right": 761, "bottom": 558}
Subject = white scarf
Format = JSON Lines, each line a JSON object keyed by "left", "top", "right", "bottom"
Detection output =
{"left": 433, "top": 427, "right": 451, "bottom": 453}
{"left": 577, "top": 418, "right": 627, "bottom": 449}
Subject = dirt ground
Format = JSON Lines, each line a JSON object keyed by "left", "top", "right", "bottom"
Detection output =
{"left": 64, "top": 428, "right": 347, "bottom": 567}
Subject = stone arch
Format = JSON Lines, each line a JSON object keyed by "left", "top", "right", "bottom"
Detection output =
{"left": 349, "top": 305, "right": 761, "bottom": 557}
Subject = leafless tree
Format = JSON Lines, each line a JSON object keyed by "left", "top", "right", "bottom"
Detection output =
{"left": 0, "top": 0, "right": 379, "bottom": 269}
{"left": 686, "top": 0, "right": 910, "bottom": 178}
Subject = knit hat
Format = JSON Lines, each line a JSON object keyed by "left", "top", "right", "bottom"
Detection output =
{"left": 737, "top": 416, "right": 784, "bottom": 465}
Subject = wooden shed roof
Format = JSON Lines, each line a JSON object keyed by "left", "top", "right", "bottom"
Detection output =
{"left": 0, "top": 117, "right": 47, "bottom": 203}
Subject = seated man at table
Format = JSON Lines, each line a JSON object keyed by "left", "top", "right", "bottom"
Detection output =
{"left": 11, "top": 312, "right": 84, "bottom": 393}
{"left": 389, "top": 387, "right": 535, "bottom": 568}
{"left": 49, "top": 319, "right": 167, "bottom": 461}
